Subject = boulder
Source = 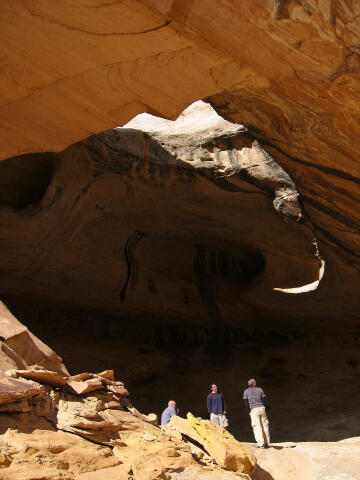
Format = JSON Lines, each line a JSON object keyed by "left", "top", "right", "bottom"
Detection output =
{"left": 66, "top": 378, "right": 103, "bottom": 395}
{"left": 0, "top": 374, "right": 48, "bottom": 415}
{"left": 0, "top": 425, "right": 121, "bottom": 479}
{"left": 0, "top": 301, "right": 68, "bottom": 375}
{"left": 170, "top": 413, "right": 256, "bottom": 474}
{"left": 9, "top": 368, "right": 66, "bottom": 388}
{"left": 97, "top": 370, "right": 115, "bottom": 381}
{"left": 0, "top": 375, "right": 43, "bottom": 405}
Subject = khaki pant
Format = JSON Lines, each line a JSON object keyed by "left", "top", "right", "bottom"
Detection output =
{"left": 210, "top": 413, "right": 228, "bottom": 428}
{"left": 250, "top": 406, "right": 270, "bottom": 447}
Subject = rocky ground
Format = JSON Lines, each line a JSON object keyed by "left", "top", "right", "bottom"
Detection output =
{"left": 0, "top": 300, "right": 256, "bottom": 480}
{"left": 1, "top": 300, "right": 360, "bottom": 480}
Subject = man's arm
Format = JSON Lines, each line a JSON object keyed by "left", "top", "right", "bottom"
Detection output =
{"left": 221, "top": 393, "right": 227, "bottom": 414}
{"left": 261, "top": 390, "right": 269, "bottom": 408}
{"left": 207, "top": 394, "right": 212, "bottom": 413}
{"left": 243, "top": 390, "right": 250, "bottom": 412}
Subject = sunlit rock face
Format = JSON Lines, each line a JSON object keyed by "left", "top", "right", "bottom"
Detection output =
{"left": 1, "top": 1, "right": 360, "bottom": 283}
{"left": 0, "top": 102, "right": 325, "bottom": 330}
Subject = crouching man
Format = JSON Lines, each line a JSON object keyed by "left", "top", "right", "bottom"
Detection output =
{"left": 161, "top": 400, "right": 178, "bottom": 426}
{"left": 243, "top": 378, "right": 270, "bottom": 448}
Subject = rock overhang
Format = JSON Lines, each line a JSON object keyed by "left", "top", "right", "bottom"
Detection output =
{"left": 0, "top": 101, "right": 329, "bottom": 332}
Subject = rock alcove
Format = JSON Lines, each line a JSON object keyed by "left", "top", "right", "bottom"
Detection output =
{"left": 1, "top": 102, "right": 359, "bottom": 444}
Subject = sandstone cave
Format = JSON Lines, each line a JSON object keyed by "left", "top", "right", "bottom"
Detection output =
{"left": 1, "top": 2, "right": 360, "bottom": 479}
{"left": 1, "top": 101, "right": 359, "bottom": 444}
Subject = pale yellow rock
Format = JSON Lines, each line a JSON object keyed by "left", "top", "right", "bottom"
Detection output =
{"left": 168, "top": 467, "right": 251, "bottom": 479}
{"left": 0, "top": 426, "right": 120, "bottom": 478}
{"left": 0, "top": 465, "right": 61, "bottom": 480}
{"left": 130, "top": 441, "right": 194, "bottom": 480}
{"left": 249, "top": 441, "right": 360, "bottom": 480}
{"left": 160, "top": 424, "right": 183, "bottom": 440}
{"left": 107, "top": 384, "right": 129, "bottom": 396}
{"left": 57, "top": 395, "right": 159, "bottom": 445}
{"left": 141, "top": 433, "right": 157, "bottom": 442}
{"left": 74, "top": 464, "right": 130, "bottom": 480}
{"left": 170, "top": 413, "right": 256, "bottom": 474}
{"left": 13, "top": 368, "right": 66, "bottom": 388}
{"left": 112, "top": 445, "right": 127, "bottom": 457}
{"left": 125, "top": 402, "right": 158, "bottom": 426}
{"left": 66, "top": 378, "right": 103, "bottom": 395}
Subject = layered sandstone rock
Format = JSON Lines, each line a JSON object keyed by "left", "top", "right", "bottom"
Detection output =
{"left": 0, "top": 301, "right": 68, "bottom": 374}
{"left": 0, "top": 102, "right": 334, "bottom": 331}
{"left": 0, "top": 101, "right": 359, "bottom": 448}
{"left": 170, "top": 413, "right": 256, "bottom": 474}
{"left": 2, "top": 300, "right": 360, "bottom": 480}
{"left": 0, "top": 302, "right": 255, "bottom": 480}
{"left": 1, "top": 0, "right": 359, "bottom": 291}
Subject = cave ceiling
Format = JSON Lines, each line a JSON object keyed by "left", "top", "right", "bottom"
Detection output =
{"left": 0, "top": 0, "right": 360, "bottom": 330}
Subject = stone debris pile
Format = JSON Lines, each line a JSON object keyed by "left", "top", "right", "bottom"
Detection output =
{"left": 0, "top": 364, "right": 255, "bottom": 480}
{"left": 170, "top": 413, "right": 256, "bottom": 473}
{"left": 0, "top": 301, "right": 255, "bottom": 480}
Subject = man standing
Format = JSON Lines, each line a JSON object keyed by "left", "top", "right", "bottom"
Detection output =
{"left": 243, "top": 378, "right": 270, "bottom": 448}
{"left": 207, "top": 383, "right": 228, "bottom": 428}
{"left": 161, "top": 400, "right": 178, "bottom": 425}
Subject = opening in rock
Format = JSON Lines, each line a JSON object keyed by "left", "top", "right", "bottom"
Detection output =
{"left": 1, "top": 101, "right": 358, "bottom": 446}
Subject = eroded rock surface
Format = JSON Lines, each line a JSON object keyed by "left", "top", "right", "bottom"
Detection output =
{"left": 0, "top": 102, "right": 333, "bottom": 331}
{"left": 1, "top": 302, "right": 360, "bottom": 480}
{"left": 1, "top": 0, "right": 360, "bottom": 293}
{"left": 170, "top": 413, "right": 256, "bottom": 474}
{"left": 0, "top": 302, "right": 255, "bottom": 480}
{"left": 0, "top": 301, "right": 68, "bottom": 374}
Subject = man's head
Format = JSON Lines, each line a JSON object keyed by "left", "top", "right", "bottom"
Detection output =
{"left": 248, "top": 378, "right": 256, "bottom": 387}
{"left": 168, "top": 400, "right": 176, "bottom": 408}
{"left": 211, "top": 384, "right": 218, "bottom": 393}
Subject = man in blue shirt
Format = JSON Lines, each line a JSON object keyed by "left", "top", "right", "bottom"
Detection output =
{"left": 161, "top": 400, "right": 178, "bottom": 425}
{"left": 207, "top": 383, "right": 228, "bottom": 428}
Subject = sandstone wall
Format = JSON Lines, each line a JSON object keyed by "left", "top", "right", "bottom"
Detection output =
{"left": 1, "top": 0, "right": 359, "bottom": 310}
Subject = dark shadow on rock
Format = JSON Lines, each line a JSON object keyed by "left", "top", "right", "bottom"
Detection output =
{"left": 252, "top": 464, "right": 276, "bottom": 480}
{"left": 0, "top": 413, "right": 56, "bottom": 435}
